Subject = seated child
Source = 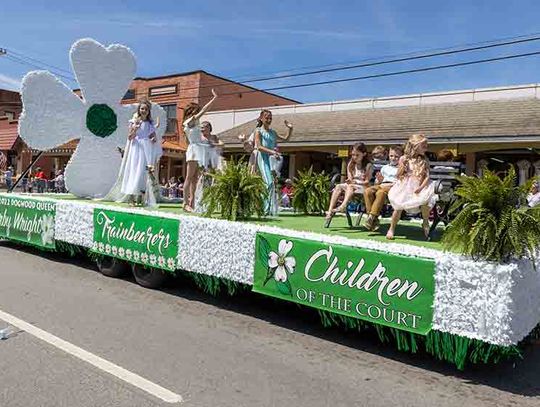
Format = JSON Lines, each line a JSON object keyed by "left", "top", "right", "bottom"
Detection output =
{"left": 371, "top": 145, "right": 388, "bottom": 162}
{"left": 325, "top": 142, "right": 373, "bottom": 222}
{"left": 528, "top": 181, "right": 540, "bottom": 207}
{"left": 281, "top": 179, "right": 293, "bottom": 207}
{"left": 167, "top": 177, "right": 178, "bottom": 198}
{"left": 363, "top": 145, "right": 403, "bottom": 231}
{"left": 433, "top": 148, "right": 457, "bottom": 171}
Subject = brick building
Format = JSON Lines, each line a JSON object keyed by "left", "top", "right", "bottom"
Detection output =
{"left": 124, "top": 70, "right": 297, "bottom": 181}
{"left": 32, "top": 70, "right": 297, "bottom": 181}
{"left": 0, "top": 89, "right": 24, "bottom": 172}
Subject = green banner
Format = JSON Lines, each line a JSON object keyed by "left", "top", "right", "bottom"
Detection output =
{"left": 0, "top": 195, "right": 56, "bottom": 249}
{"left": 253, "top": 232, "right": 435, "bottom": 335}
{"left": 91, "top": 209, "right": 179, "bottom": 272}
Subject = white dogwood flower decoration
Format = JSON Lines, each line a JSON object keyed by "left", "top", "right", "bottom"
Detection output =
{"left": 40, "top": 215, "right": 55, "bottom": 245}
{"left": 268, "top": 239, "right": 296, "bottom": 282}
{"left": 18, "top": 38, "right": 166, "bottom": 198}
{"left": 158, "top": 256, "right": 166, "bottom": 267}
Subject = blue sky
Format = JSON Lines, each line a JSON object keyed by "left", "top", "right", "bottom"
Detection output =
{"left": 1, "top": 0, "right": 540, "bottom": 103}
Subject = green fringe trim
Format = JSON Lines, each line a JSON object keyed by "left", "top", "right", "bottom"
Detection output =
{"left": 1, "top": 239, "right": 88, "bottom": 258}
{"left": 177, "top": 270, "right": 250, "bottom": 297}
{"left": 86, "top": 250, "right": 105, "bottom": 263}
{"left": 55, "top": 241, "right": 87, "bottom": 257}
{"left": 1, "top": 237, "right": 530, "bottom": 370}
{"left": 317, "top": 310, "right": 522, "bottom": 370}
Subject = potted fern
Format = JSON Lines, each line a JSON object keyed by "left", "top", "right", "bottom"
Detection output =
{"left": 442, "top": 167, "right": 540, "bottom": 263}
{"left": 292, "top": 167, "right": 330, "bottom": 215}
{"left": 202, "top": 160, "right": 267, "bottom": 221}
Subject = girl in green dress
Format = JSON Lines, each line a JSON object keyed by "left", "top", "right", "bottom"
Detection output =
{"left": 253, "top": 110, "right": 293, "bottom": 216}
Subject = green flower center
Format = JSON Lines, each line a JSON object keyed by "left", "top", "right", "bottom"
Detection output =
{"left": 277, "top": 256, "right": 286, "bottom": 267}
{"left": 86, "top": 104, "right": 117, "bottom": 138}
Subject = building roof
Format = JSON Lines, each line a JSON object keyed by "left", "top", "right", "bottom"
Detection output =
{"left": 135, "top": 70, "right": 299, "bottom": 104}
{"left": 162, "top": 139, "right": 187, "bottom": 152}
{"left": 34, "top": 138, "right": 187, "bottom": 153}
{"left": 74, "top": 70, "right": 299, "bottom": 104}
{"left": 218, "top": 98, "right": 540, "bottom": 147}
{"left": 133, "top": 69, "right": 206, "bottom": 81}
{"left": 0, "top": 88, "right": 21, "bottom": 100}
{"left": 0, "top": 116, "right": 19, "bottom": 150}
{"left": 0, "top": 126, "right": 18, "bottom": 150}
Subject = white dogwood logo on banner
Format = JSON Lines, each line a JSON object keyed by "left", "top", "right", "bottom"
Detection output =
{"left": 18, "top": 38, "right": 165, "bottom": 198}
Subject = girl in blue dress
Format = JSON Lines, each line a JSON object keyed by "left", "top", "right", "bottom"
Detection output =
{"left": 253, "top": 109, "right": 293, "bottom": 216}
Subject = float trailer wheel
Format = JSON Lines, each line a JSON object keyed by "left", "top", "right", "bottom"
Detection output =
{"left": 131, "top": 264, "right": 169, "bottom": 289}
{"left": 96, "top": 257, "right": 130, "bottom": 278}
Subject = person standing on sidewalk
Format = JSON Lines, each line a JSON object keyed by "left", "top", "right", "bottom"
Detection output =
{"left": 35, "top": 167, "right": 47, "bottom": 193}
{"left": 4, "top": 166, "right": 13, "bottom": 191}
{"left": 363, "top": 146, "right": 403, "bottom": 231}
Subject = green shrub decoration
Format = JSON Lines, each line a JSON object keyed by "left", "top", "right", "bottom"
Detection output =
{"left": 442, "top": 167, "right": 540, "bottom": 263}
{"left": 292, "top": 167, "right": 330, "bottom": 215}
{"left": 202, "top": 159, "right": 267, "bottom": 221}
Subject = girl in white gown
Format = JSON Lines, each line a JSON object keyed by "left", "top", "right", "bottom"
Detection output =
{"left": 106, "top": 100, "right": 162, "bottom": 206}
{"left": 201, "top": 121, "right": 224, "bottom": 171}
{"left": 192, "top": 121, "right": 227, "bottom": 213}
{"left": 182, "top": 89, "right": 218, "bottom": 212}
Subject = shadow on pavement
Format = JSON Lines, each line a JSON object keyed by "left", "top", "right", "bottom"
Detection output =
{"left": 2, "top": 240, "right": 539, "bottom": 398}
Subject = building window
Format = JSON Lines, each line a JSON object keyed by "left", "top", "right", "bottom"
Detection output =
{"left": 161, "top": 104, "right": 177, "bottom": 133}
{"left": 150, "top": 85, "right": 177, "bottom": 97}
{"left": 123, "top": 89, "right": 135, "bottom": 100}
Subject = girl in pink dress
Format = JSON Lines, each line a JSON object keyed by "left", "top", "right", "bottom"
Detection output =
{"left": 386, "top": 134, "right": 436, "bottom": 240}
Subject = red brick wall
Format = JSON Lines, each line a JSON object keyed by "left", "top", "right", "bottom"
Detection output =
{"left": 122, "top": 71, "right": 297, "bottom": 146}
{"left": 122, "top": 74, "right": 203, "bottom": 146}
{"left": 0, "top": 89, "right": 22, "bottom": 119}
{"left": 198, "top": 73, "right": 297, "bottom": 111}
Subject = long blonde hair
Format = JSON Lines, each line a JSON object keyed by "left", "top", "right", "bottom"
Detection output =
{"left": 397, "top": 133, "right": 429, "bottom": 180}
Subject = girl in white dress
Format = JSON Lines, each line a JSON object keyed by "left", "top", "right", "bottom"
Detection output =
{"left": 201, "top": 121, "right": 224, "bottom": 170}
{"left": 386, "top": 133, "right": 437, "bottom": 239}
{"left": 182, "top": 89, "right": 218, "bottom": 212}
{"left": 238, "top": 132, "right": 257, "bottom": 173}
{"left": 120, "top": 100, "right": 162, "bottom": 205}
{"left": 325, "top": 143, "right": 373, "bottom": 222}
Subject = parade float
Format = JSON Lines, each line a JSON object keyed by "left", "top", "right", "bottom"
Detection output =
{"left": 1, "top": 38, "right": 539, "bottom": 370}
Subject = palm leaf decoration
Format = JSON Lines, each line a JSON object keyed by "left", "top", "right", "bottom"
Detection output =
{"left": 292, "top": 167, "right": 330, "bottom": 215}
{"left": 442, "top": 167, "right": 540, "bottom": 263}
{"left": 202, "top": 159, "right": 267, "bottom": 221}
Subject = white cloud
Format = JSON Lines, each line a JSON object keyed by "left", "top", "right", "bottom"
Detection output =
{"left": 72, "top": 16, "right": 203, "bottom": 30}
{"left": 249, "top": 27, "right": 368, "bottom": 40}
{"left": 0, "top": 73, "right": 21, "bottom": 91}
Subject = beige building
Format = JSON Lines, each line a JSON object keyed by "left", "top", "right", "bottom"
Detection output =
{"left": 215, "top": 83, "right": 540, "bottom": 184}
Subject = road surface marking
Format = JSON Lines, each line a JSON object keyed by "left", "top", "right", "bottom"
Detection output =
{"left": 0, "top": 309, "right": 183, "bottom": 404}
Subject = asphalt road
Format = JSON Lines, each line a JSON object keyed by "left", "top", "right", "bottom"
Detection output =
{"left": 1, "top": 242, "right": 540, "bottom": 407}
